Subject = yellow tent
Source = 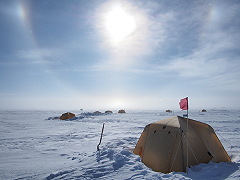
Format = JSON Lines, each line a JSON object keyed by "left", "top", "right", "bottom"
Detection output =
{"left": 133, "top": 116, "right": 230, "bottom": 173}
{"left": 60, "top": 112, "right": 75, "bottom": 120}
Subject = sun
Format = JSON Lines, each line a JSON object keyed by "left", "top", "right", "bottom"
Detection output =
{"left": 105, "top": 7, "right": 136, "bottom": 42}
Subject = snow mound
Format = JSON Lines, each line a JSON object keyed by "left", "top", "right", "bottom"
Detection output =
{"left": 46, "top": 112, "right": 110, "bottom": 121}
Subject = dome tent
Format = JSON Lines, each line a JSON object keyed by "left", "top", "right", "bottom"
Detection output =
{"left": 60, "top": 112, "right": 75, "bottom": 120}
{"left": 133, "top": 116, "right": 230, "bottom": 173}
{"left": 118, "top": 109, "right": 126, "bottom": 113}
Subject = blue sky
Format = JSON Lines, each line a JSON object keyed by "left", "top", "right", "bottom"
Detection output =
{"left": 0, "top": 0, "right": 240, "bottom": 110}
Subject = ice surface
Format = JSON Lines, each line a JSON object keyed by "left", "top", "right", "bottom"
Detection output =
{"left": 0, "top": 109, "right": 240, "bottom": 179}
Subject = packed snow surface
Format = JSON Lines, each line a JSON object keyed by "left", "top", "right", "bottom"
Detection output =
{"left": 0, "top": 109, "right": 240, "bottom": 179}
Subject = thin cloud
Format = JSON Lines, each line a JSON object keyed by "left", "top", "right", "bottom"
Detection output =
{"left": 17, "top": 48, "right": 57, "bottom": 59}
{"left": 15, "top": 48, "right": 63, "bottom": 65}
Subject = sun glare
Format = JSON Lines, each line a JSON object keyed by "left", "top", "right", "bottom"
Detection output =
{"left": 105, "top": 7, "right": 136, "bottom": 42}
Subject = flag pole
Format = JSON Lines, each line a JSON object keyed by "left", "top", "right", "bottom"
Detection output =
{"left": 179, "top": 97, "right": 189, "bottom": 173}
{"left": 186, "top": 97, "right": 189, "bottom": 174}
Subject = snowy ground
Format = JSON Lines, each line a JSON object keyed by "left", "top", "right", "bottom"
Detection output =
{"left": 0, "top": 109, "right": 240, "bottom": 179}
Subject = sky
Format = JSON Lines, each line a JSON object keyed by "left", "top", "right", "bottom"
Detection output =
{"left": 0, "top": 0, "right": 240, "bottom": 111}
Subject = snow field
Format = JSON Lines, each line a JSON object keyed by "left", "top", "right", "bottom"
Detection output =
{"left": 0, "top": 110, "right": 240, "bottom": 179}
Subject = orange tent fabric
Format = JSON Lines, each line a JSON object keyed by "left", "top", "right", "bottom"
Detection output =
{"left": 60, "top": 112, "right": 75, "bottom": 120}
{"left": 133, "top": 116, "right": 230, "bottom": 173}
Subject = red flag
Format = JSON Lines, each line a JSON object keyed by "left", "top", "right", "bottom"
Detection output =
{"left": 179, "top": 97, "right": 188, "bottom": 110}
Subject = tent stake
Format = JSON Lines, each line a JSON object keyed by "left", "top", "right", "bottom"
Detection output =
{"left": 97, "top": 123, "right": 105, "bottom": 151}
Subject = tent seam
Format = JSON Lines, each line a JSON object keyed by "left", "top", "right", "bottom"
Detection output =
{"left": 169, "top": 130, "right": 183, "bottom": 172}
{"left": 179, "top": 117, "right": 210, "bottom": 160}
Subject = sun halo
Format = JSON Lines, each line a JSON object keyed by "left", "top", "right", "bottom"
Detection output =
{"left": 105, "top": 7, "right": 136, "bottom": 42}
